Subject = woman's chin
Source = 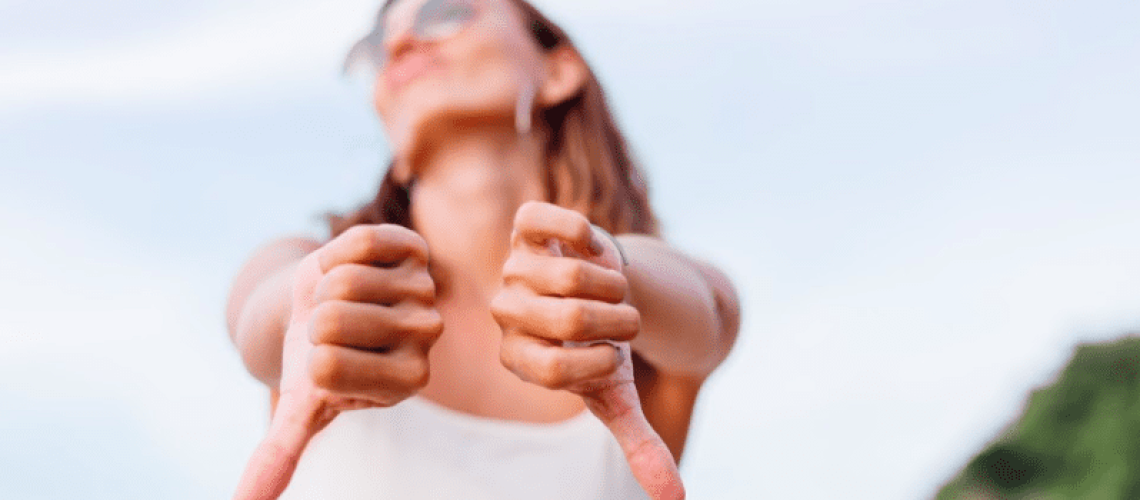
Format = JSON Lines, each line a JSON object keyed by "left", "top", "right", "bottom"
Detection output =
{"left": 388, "top": 106, "right": 512, "bottom": 156}
{"left": 385, "top": 113, "right": 452, "bottom": 173}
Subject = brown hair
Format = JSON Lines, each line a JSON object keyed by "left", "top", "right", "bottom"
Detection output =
{"left": 328, "top": 0, "right": 658, "bottom": 238}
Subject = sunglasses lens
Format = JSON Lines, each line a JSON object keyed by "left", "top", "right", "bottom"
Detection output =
{"left": 352, "top": 0, "right": 476, "bottom": 72}
{"left": 345, "top": 24, "right": 387, "bottom": 73}
{"left": 414, "top": 0, "right": 476, "bottom": 40}
{"left": 366, "top": 29, "right": 388, "bottom": 69}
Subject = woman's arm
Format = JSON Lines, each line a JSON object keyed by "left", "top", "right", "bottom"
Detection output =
{"left": 225, "top": 237, "right": 322, "bottom": 388}
{"left": 619, "top": 235, "right": 741, "bottom": 379}
{"left": 614, "top": 235, "right": 741, "bottom": 460}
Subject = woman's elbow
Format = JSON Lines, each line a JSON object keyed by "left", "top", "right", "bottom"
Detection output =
{"left": 695, "top": 261, "right": 742, "bottom": 368}
{"left": 233, "top": 312, "right": 283, "bottom": 388}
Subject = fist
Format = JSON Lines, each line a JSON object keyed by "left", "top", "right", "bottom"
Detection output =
{"left": 233, "top": 224, "right": 442, "bottom": 500}
{"left": 297, "top": 224, "right": 441, "bottom": 408}
{"left": 491, "top": 201, "right": 639, "bottom": 393}
{"left": 491, "top": 201, "right": 684, "bottom": 500}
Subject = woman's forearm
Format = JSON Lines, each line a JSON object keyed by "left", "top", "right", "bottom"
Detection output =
{"left": 226, "top": 238, "right": 320, "bottom": 388}
{"left": 618, "top": 235, "right": 741, "bottom": 378}
{"left": 232, "top": 262, "right": 298, "bottom": 388}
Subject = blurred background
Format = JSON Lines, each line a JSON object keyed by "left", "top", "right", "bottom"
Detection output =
{"left": 1, "top": 0, "right": 1138, "bottom": 498}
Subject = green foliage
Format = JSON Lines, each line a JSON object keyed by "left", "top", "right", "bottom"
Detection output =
{"left": 938, "top": 335, "right": 1140, "bottom": 500}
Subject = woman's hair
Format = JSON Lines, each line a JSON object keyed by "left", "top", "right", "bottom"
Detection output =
{"left": 328, "top": 0, "right": 658, "bottom": 238}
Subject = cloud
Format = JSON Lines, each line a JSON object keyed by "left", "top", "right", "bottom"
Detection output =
{"left": 0, "top": 184, "right": 267, "bottom": 495}
{"left": 0, "top": 0, "right": 378, "bottom": 112}
{"left": 0, "top": 0, "right": 1010, "bottom": 112}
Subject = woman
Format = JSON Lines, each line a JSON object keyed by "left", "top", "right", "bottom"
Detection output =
{"left": 226, "top": 0, "right": 740, "bottom": 498}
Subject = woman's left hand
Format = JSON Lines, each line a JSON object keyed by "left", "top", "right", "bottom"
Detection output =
{"left": 491, "top": 201, "right": 685, "bottom": 500}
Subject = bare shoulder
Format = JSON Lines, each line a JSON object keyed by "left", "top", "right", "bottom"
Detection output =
{"left": 225, "top": 236, "right": 323, "bottom": 335}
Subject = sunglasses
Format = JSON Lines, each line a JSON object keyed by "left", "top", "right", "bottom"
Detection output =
{"left": 346, "top": 0, "right": 482, "bottom": 73}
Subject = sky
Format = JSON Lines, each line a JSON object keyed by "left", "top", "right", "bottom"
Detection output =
{"left": 2, "top": 0, "right": 1139, "bottom": 498}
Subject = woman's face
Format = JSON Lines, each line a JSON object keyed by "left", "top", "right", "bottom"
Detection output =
{"left": 371, "top": 0, "right": 546, "bottom": 151}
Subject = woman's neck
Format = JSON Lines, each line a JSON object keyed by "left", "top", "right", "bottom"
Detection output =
{"left": 412, "top": 124, "right": 547, "bottom": 199}
{"left": 408, "top": 126, "right": 548, "bottom": 296}
{"left": 406, "top": 127, "right": 589, "bottom": 421}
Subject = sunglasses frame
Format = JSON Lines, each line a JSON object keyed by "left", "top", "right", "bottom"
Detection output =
{"left": 345, "top": 0, "right": 484, "bottom": 73}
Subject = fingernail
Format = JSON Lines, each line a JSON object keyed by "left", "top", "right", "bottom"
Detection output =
{"left": 591, "top": 224, "right": 629, "bottom": 267}
{"left": 613, "top": 343, "right": 626, "bottom": 365}
{"left": 589, "top": 232, "right": 606, "bottom": 257}
{"left": 546, "top": 238, "right": 563, "bottom": 257}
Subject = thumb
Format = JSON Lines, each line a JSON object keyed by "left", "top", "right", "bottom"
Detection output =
{"left": 232, "top": 397, "right": 326, "bottom": 500}
{"left": 582, "top": 367, "right": 685, "bottom": 500}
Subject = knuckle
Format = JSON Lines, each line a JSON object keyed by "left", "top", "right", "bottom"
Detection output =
{"left": 363, "top": 227, "right": 385, "bottom": 253}
{"left": 413, "top": 308, "right": 444, "bottom": 342}
{"left": 310, "top": 302, "right": 347, "bottom": 344}
{"left": 343, "top": 225, "right": 372, "bottom": 246}
{"left": 557, "top": 302, "right": 590, "bottom": 340}
{"left": 412, "top": 273, "right": 437, "bottom": 304}
{"left": 613, "top": 272, "right": 630, "bottom": 299}
{"left": 516, "top": 201, "right": 542, "bottom": 225}
{"left": 624, "top": 307, "right": 642, "bottom": 339}
{"left": 405, "top": 357, "right": 431, "bottom": 390}
{"left": 556, "top": 260, "right": 588, "bottom": 295}
{"left": 344, "top": 226, "right": 379, "bottom": 261}
{"left": 534, "top": 354, "right": 569, "bottom": 389}
{"left": 500, "top": 255, "right": 524, "bottom": 282}
{"left": 489, "top": 292, "right": 514, "bottom": 325}
{"left": 572, "top": 218, "right": 592, "bottom": 244}
{"left": 380, "top": 224, "right": 427, "bottom": 261}
{"left": 309, "top": 346, "right": 344, "bottom": 390}
{"left": 618, "top": 306, "right": 642, "bottom": 340}
{"left": 410, "top": 235, "right": 430, "bottom": 263}
{"left": 498, "top": 340, "right": 518, "bottom": 372}
{"left": 321, "top": 265, "right": 360, "bottom": 301}
{"left": 628, "top": 305, "right": 642, "bottom": 327}
{"left": 374, "top": 223, "right": 404, "bottom": 239}
{"left": 498, "top": 335, "right": 527, "bottom": 374}
{"left": 300, "top": 250, "right": 322, "bottom": 270}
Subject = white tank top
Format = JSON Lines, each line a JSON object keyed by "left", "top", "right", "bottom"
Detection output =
{"left": 280, "top": 396, "right": 649, "bottom": 499}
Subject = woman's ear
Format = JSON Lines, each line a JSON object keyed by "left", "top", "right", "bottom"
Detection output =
{"left": 537, "top": 46, "right": 588, "bottom": 107}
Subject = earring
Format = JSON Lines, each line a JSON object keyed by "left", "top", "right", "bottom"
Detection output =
{"left": 391, "top": 158, "right": 413, "bottom": 185}
{"left": 515, "top": 81, "right": 536, "bottom": 135}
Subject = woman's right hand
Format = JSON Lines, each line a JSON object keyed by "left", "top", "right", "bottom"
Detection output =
{"left": 233, "top": 224, "right": 443, "bottom": 500}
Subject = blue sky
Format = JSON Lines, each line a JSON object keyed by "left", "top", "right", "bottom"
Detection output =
{"left": 2, "top": 0, "right": 1139, "bottom": 498}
